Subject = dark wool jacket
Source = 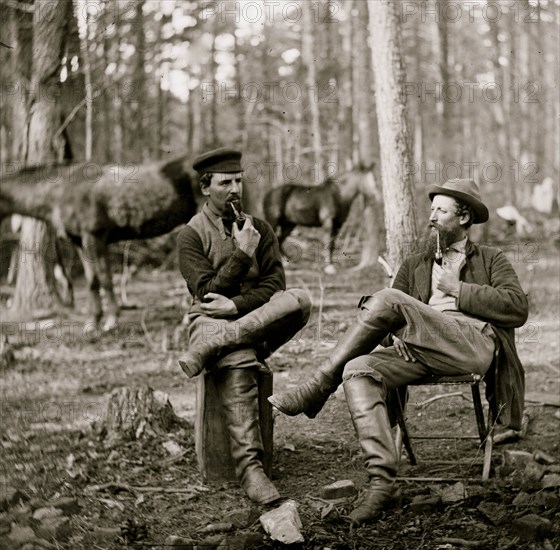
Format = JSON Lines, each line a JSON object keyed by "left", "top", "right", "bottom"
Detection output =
{"left": 392, "top": 240, "right": 528, "bottom": 430}
{"left": 177, "top": 203, "right": 285, "bottom": 319}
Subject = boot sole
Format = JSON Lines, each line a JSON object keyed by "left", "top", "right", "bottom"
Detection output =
{"left": 267, "top": 396, "right": 299, "bottom": 416}
{"left": 267, "top": 396, "right": 320, "bottom": 419}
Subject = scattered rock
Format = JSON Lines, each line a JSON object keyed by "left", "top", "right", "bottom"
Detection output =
{"left": 321, "top": 480, "right": 357, "bottom": 500}
{"left": 477, "top": 501, "right": 509, "bottom": 526}
{"left": 164, "top": 535, "right": 195, "bottom": 548}
{"left": 439, "top": 482, "right": 467, "bottom": 503}
{"left": 7, "top": 524, "right": 37, "bottom": 545}
{"left": 410, "top": 495, "right": 443, "bottom": 515}
{"left": 524, "top": 460, "right": 546, "bottom": 482}
{"left": 531, "top": 491, "right": 560, "bottom": 509}
{"left": 513, "top": 491, "right": 531, "bottom": 506}
{"left": 533, "top": 450, "right": 556, "bottom": 465}
{"left": 260, "top": 499, "right": 304, "bottom": 545}
{"left": 511, "top": 514, "right": 553, "bottom": 540}
{"left": 201, "top": 522, "right": 234, "bottom": 534}
{"left": 503, "top": 450, "right": 533, "bottom": 469}
{"left": 162, "top": 440, "right": 185, "bottom": 456}
{"left": 36, "top": 516, "right": 71, "bottom": 542}
{"left": 541, "top": 474, "right": 560, "bottom": 489}
{"left": 32, "top": 507, "right": 62, "bottom": 521}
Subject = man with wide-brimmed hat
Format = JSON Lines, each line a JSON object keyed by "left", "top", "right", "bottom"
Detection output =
{"left": 176, "top": 147, "right": 311, "bottom": 505}
{"left": 269, "top": 178, "right": 528, "bottom": 523}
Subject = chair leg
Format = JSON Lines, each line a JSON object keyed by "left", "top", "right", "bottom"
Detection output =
{"left": 482, "top": 408, "right": 495, "bottom": 481}
{"left": 394, "top": 388, "right": 417, "bottom": 466}
{"left": 471, "top": 383, "right": 487, "bottom": 444}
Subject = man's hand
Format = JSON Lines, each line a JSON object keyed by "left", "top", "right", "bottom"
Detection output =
{"left": 433, "top": 265, "right": 461, "bottom": 297}
{"left": 201, "top": 292, "right": 238, "bottom": 318}
{"left": 232, "top": 217, "right": 261, "bottom": 257}
{"left": 393, "top": 336, "right": 416, "bottom": 362}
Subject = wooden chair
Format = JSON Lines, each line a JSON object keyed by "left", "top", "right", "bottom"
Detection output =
{"left": 394, "top": 373, "right": 495, "bottom": 481}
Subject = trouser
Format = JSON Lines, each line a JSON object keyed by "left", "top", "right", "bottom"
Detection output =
{"left": 183, "top": 288, "right": 312, "bottom": 377}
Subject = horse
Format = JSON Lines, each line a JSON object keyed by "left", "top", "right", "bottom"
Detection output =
{"left": 0, "top": 156, "right": 204, "bottom": 330}
{"left": 262, "top": 168, "right": 379, "bottom": 273}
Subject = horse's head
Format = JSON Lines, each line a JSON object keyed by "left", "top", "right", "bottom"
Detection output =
{"left": 340, "top": 166, "right": 380, "bottom": 202}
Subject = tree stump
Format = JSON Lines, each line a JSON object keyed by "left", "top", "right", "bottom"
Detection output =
{"left": 100, "top": 385, "right": 187, "bottom": 443}
{"left": 195, "top": 369, "right": 273, "bottom": 483}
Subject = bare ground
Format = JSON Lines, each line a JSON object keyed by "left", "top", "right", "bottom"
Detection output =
{"left": 1, "top": 239, "right": 559, "bottom": 549}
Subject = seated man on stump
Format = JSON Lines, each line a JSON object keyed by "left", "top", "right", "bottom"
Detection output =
{"left": 177, "top": 147, "right": 311, "bottom": 506}
{"left": 269, "top": 178, "right": 528, "bottom": 523}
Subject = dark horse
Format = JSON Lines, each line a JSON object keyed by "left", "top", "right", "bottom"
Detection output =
{"left": 263, "top": 168, "right": 378, "bottom": 273}
{"left": 0, "top": 157, "right": 204, "bottom": 330}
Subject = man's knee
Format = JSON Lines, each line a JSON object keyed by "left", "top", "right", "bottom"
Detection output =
{"left": 343, "top": 356, "right": 382, "bottom": 382}
{"left": 286, "top": 288, "right": 312, "bottom": 320}
{"left": 358, "top": 288, "right": 405, "bottom": 323}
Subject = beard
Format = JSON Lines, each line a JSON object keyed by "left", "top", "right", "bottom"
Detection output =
{"left": 417, "top": 224, "right": 464, "bottom": 259}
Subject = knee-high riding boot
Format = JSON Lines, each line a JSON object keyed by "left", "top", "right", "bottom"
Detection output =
{"left": 216, "top": 367, "right": 281, "bottom": 505}
{"left": 268, "top": 293, "right": 404, "bottom": 418}
{"left": 179, "top": 289, "right": 311, "bottom": 378}
{"left": 344, "top": 375, "right": 399, "bottom": 524}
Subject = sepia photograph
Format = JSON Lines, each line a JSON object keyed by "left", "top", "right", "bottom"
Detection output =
{"left": 1, "top": 0, "right": 559, "bottom": 548}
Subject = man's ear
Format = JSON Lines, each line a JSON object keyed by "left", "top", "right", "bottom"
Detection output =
{"left": 201, "top": 186, "right": 210, "bottom": 196}
{"left": 459, "top": 212, "right": 470, "bottom": 227}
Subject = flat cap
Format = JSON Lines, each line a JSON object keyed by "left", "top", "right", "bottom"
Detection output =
{"left": 192, "top": 147, "right": 242, "bottom": 175}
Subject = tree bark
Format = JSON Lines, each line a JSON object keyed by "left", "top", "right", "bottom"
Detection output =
{"left": 352, "top": 0, "right": 385, "bottom": 268}
{"left": 368, "top": 0, "right": 418, "bottom": 270}
{"left": 302, "top": 0, "right": 323, "bottom": 182}
{"left": 74, "top": 0, "right": 93, "bottom": 161}
{"left": 12, "top": 0, "right": 72, "bottom": 315}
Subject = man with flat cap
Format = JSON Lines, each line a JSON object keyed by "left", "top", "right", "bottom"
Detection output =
{"left": 177, "top": 147, "right": 311, "bottom": 505}
{"left": 269, "top": 178, "right": 528, "bottom": 523}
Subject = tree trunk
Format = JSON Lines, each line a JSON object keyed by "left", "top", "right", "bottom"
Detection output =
{"left": 74, "top": 0, "right": 93, "bottom": 160}
{"left": 352, "top": 0, "right": 385, "bottom": 268}
{"left": 368, "top": 0, "right": 418, "bottom": 270}
{"left": 134, "top": 0, "right": 149, "bottom": 161}
{"left": 302, "top": 1, "right": 323, "bottom": 182}
{"left": 12, "top": 0, "right": 72, "bottom": 315}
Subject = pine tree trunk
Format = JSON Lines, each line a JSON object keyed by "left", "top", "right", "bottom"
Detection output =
{"left": 368, "top": 0, "right": 418, "bottom": 270}
{"left": 302, "top": 1, "right": 323, "bottom": 181}
{"left": 12, "top": 0, "right": 72, "bottom": 316}
{"left": 353, "top": 0, "right": 385, "bottom": 268}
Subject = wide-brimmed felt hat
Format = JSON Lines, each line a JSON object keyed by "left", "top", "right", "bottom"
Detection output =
{"left": 427, "top": 178, "right": 489, "bottom": 224}
{"left": 193, "top": 147, "right": 242, "bottom": 175}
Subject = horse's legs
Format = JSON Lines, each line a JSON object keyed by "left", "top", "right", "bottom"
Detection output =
{"left": 278, "top": 223, "right": 295, "bottom": 259}
{"left": 96, "top": 239, "right": 119, "bottom": 331}
{"left": 53, "top": 238, "right": 74, "bottom": 307}
{"left": 78, "top": 235, "right": 102, "bottom": 329}
{"left": 318, "top": 209, "right": 337, "bottom": 274}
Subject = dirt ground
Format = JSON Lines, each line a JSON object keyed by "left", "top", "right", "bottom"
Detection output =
{"left": 1, "top": 237, "right": 559, "bottom": 549}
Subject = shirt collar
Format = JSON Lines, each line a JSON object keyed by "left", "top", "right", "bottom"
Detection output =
{"left": 446, "top": 236, "right": 468, "bottom": 254}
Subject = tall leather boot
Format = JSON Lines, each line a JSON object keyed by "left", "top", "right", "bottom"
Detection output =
{"left": 344, "top": 375, "right": 399, "bottom": 524}
{"left": 216, "top": 367, "right": 281, "bottom": 505}
{"left": 179, "top": 290, "right": 310, "bottom": 378}
{"left": 268, "top": 293, "right": 404, "bottom": 418}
